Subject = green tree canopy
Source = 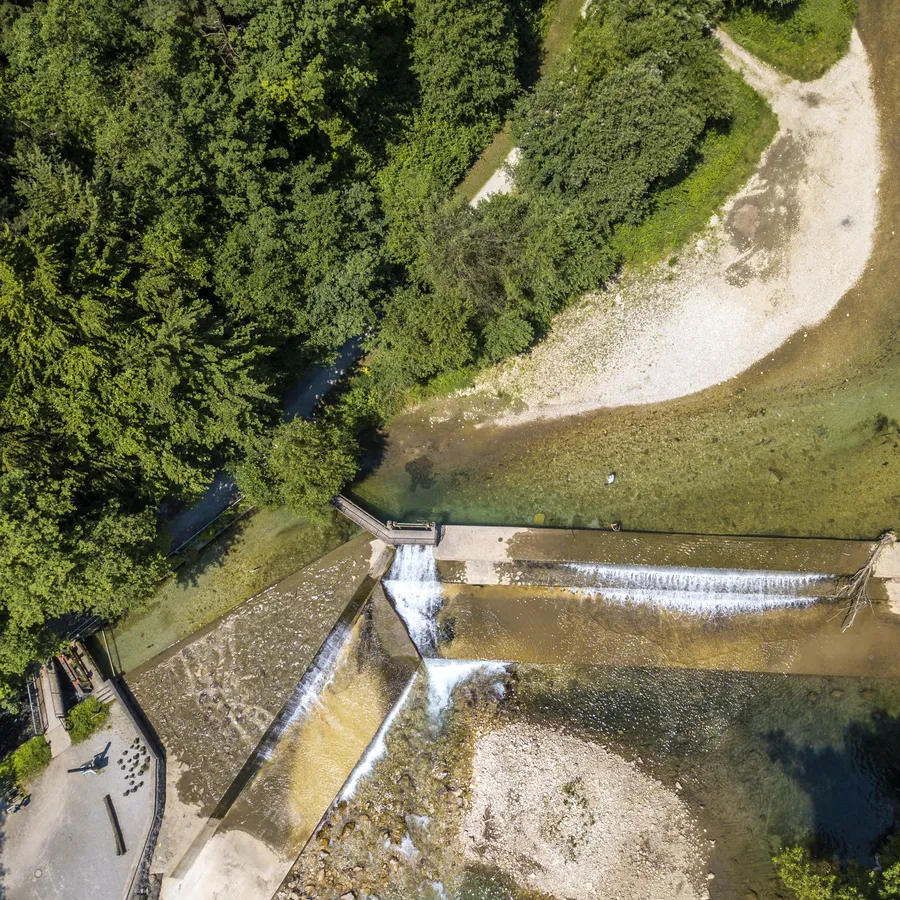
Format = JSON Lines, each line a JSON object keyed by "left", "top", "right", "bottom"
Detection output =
{"left": 238, "top": 417, "right": 359, "bottom": 516}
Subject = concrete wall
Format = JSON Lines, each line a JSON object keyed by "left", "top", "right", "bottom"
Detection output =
{"left": 434, "top": 525, "right": 876, "bottom": 586}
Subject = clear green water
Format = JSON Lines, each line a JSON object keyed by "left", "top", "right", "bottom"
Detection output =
{"left": 377, "top": 665, "right": 900, "bottom": 900}
{"left": 518, "top": 667, "right": 900, "bottom": 871}
{"left": 353, "top": 353, "right": 900, "bottom": 539}
{"left": 110, "top": 506, "right": 357, "bottom": 673}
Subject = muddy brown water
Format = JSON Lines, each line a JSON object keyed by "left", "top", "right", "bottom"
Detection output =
{"left": 437, "top": 585, "right": 900, "bottom": 677}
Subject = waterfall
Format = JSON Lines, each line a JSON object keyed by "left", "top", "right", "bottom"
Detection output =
{"left": 258, "top": 618, "right": 352, "bottom": 761}
{"left": 425, "top": 659, "right": 508, "bottom": 719}
{"left": 566, "top": 562, "right": 830, "bottom": 614}
{"left": 383, "top": 545, "right": 444, "bottom": 653}
{"left": 383, "top": 547, "right": 508, "bottom": 718}
{"left": 340, "top": 671, "right": 419, "bottom": 800}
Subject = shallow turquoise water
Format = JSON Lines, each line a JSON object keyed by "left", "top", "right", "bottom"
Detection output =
{"left": 385, "top": 665, "right": 900, "bottom": 900}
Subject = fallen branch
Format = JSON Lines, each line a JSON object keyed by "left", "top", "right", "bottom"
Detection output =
{"left": 838, "top": 531, "right": 896, "bottom": 631}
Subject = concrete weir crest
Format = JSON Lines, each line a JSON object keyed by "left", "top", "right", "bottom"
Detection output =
{"left": 152, "top": 512, "right": 899, "bottom": 900}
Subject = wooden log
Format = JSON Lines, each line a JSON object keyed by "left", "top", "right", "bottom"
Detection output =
{"left": 104, "top": 794, "right": 127, "bottom": 856}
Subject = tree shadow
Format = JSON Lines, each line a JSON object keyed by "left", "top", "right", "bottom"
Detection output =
{"left": 765, "top": 709, "right": 900, "bottom": 864}
{"left": 171, "top": 510, "right": 256, "bottom": 590}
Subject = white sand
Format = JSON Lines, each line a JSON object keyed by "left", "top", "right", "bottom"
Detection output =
{"left": 464, "top": 723, "right": 709, "bottom": 900}
{"left": 476, "top": 31, "right": 880, "bottom": 423}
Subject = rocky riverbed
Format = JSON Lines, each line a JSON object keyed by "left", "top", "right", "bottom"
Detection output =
{"left": 464, "top": 723, "right": 709, "bottom": 900}
{"left": 274, "top": 667, "right": 712, "bottom": 900}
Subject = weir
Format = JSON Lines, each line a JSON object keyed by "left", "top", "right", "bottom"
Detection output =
{"left": 139, "top": 516, "right": 900, "bottom": 900}
{"left": 161, "top": 584, "right": 420, "bottom": 900}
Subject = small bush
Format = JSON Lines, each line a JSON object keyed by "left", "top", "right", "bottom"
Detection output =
{"left": 66, "top": 697, "right": 111, "bottom": 745}
{"left": 0, "top": 735, "right": 51, "bottom": 789}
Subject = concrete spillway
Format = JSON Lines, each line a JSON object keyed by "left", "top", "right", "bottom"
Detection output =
{"left": 418, "top": 525, "right": 900, "bottom": 676}
{"left": 161, "top": 584, "right": 420, "bottom": 900}
{"left": 137, "top": 521, "right": 900, "bottom": 900}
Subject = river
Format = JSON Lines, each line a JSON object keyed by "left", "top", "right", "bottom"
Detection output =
{"left": 130, "top": 2, "right": 900, "bottom": 897}
{"left": 350, "top": 1, "right": 900, "bottom": 541}
{"left": 274, "top": 542, "right": 900, "bottom": 900}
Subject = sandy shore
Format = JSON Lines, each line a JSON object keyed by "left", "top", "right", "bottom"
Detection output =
{"left": 477, "top": 30, "right": 880, "bottom": 424}
{"left": 463, "top": 722, "right": 710, "bottom": 900}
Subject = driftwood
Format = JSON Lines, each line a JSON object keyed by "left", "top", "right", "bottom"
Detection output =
{"left": 837, "top": 531, "right": 896, "bottom": 631}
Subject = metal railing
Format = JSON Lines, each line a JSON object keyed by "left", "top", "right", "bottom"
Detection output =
{"left": 332, "top": 496, "right": 438, "bottom": 545}
{"left": 26, "top": 675, "right": 46, "bottom": 736}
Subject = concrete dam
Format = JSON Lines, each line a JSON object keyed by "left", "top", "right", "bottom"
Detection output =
{"left": 132, "top": 508, "right": 900, "bottom": 900}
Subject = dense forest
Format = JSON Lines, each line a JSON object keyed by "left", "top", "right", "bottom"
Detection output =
{"left": 0, "top": 0, "right": 819, "bottom": 705}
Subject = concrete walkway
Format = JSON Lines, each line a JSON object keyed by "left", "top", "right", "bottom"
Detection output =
{"left": 0, "top": 703, "right": 156, "bottom": 900}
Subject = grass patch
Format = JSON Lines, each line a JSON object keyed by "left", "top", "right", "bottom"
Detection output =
{"left": 539, "top": 0, "right": 588, "bottom": 69}
{"left": 458, "top": 124, "right": 516, "bottom": 202}
{"left": 402, "top": 365, "right": 478, "bottom": 407}
{"left": 66, "top": 696, "right": 111, "bottom": 744}
{"left": 613, "top": 69, "right": 778, "bottom": 267}
{"left": 0, "top": 735, "right": 51, "bottom": 790}
{"left": 458, "top": 0, "right": 586, "bottom": 202}
{"left": 723, "top": 0, "right": 858, "bottom": 82}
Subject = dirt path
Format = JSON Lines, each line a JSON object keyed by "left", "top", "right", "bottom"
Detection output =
{"left": 479, "top": 30, "right": 880, "bottom": 424}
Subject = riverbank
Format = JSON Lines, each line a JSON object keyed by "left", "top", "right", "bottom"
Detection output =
{"left": 477, "top": 28, "right": 878, "bottom": 422}
{"left": 352, "top": 0, "right": 897, "bottom": 541}
{"left": 464, "top": 723, "right": 709, "bottom": 900}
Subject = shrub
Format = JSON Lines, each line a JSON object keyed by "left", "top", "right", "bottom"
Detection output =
{"left": 0, "top": 735, "right": 51, "bottom": 789}
{"left": 724, "top": 0, "right": 858, "bottom": 81}
{"left": 238, "top": 418, "right": 360, "bottom": 516}
{"left": 66, "top": 696, "right": 111, "bottom": 744}
{"left": 773, "top": 842, "right": 900, "bottom": 899}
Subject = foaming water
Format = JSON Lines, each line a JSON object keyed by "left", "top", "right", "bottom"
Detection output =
{"left": 568, "top": 562, "right": 830, "bottom": 615}
{"left": 259, "top": 618, "right": 352, "bottom": 761}
{"left": 340, "top": 671, "right": 419, "bottom": 800}
{"left": 424, "top": 659, "right": 507, "bottom": 719}
{"left": 384, "top": 545, "right": 444, "bottom": 653}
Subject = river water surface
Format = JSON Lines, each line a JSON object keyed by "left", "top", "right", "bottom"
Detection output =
{"left": 273, "top": 543, "right": 900, "bottom": 900}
